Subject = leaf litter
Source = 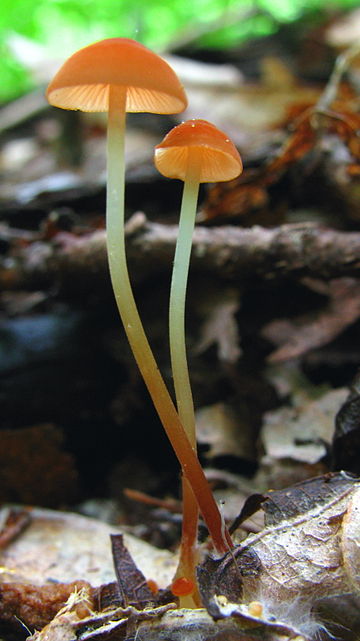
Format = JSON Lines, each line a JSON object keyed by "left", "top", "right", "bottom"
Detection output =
{"left": 1, "top": 11, "right": 360, "bottom": 641}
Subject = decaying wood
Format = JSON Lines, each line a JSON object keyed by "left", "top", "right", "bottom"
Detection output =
{"left": 3, "top": 216, "right": 360, "bottom": 294}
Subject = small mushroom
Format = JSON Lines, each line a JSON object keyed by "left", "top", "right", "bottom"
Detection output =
{"left": 155, "top": 119, "right": 243, "bottom": 441}
{"left": 155, "top": 119, "right": 242, "bottom": 600}
{"left": 46, "top": 39, "right": 186, "bottom": 385}
{"left": 46, "top": 42, "right": 231, "bottom": 558}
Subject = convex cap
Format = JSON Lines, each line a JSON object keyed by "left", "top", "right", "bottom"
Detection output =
{"left": 46, "top": 38, "right": 187, "bottom": 114}
{"left": 155, "top": 119, "right": 242, "bottom": 182}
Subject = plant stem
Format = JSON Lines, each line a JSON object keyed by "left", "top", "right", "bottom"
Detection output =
{"left": 169, "top": 156, "right": 200, "bottom": 602}
{"left": 106, "top": 85, "right": 232, "bottom": 555}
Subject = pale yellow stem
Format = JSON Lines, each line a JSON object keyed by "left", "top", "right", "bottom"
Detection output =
{"left": 106, "top": 86, "right": 232, "bottom": 555}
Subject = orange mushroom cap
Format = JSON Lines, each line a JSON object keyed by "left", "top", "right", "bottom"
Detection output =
{"left": 46, "top": 38, "right": 187, "bottom": 114}
{"left": 154, "top": 119, "right": 242, "bottom": 183}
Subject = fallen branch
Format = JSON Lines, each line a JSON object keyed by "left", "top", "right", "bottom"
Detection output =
{"left": 2, "top": 214, "right": 360, "bottom": 293}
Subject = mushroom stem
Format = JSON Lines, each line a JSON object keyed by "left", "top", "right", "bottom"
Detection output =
{"left": 169, "top": 157, "right": 201, "bottom": 602}
{"left": 106, "top": 86, "right": 232, "bottom": 556}
{"left": 169, "top": 163, "right": 200, "bottom": 440}
{"left": 106, "top": 86, "right": 127, "bottom": 281}
{"left": 176, "top": 480, "right": 201, "bottom": 606}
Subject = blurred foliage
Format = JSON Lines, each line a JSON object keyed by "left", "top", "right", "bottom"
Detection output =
{"left": 0, "top": 0, "right": 359, "bottom": 103}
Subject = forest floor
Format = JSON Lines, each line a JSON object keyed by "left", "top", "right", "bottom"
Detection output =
{"left": 1, "top": 7, "right": 360, "bottom": 641}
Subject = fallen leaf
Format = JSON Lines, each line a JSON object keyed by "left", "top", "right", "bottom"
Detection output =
{"left": 262, "top": 387, "right": 348, "bottom": 463}
{"left": 202, "top": 51, "right": 360, "bottom": 224}
{"left": 198, "top": 472, "right": 360, "bottom": 638}
{"left": 262, "top": 278, "right": 360, "bottom": 362}
{"left": 201, "top": 171, "right": 271, "bottom": 223}
{"left": 110, "top": 534, "right": 154, "bottom": 608}
{"left": 195, "top": 287, "right": 242, "bottom": 364}
{"left": 0, "top": 506, "right": 177, "bottom": 588}
{"left": 196, "top": 403, "right": 256, "bottom": 462}
{"left": 332, "top": 371, "right": 360, "bottom": 474}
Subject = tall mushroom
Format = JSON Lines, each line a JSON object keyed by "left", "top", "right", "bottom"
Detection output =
{"left": 155, "top": 119, "right": 243, "bottom": 601}
{"left": 46, "top": 41, "right": 232, "bottom": 562}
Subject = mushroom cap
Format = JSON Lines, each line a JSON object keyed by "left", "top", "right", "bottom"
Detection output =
{"left": 46, "top": 38, "right": 187, "bottom": 114}
{"left": 154, "top": 119, "right": 243, "bottom": 183}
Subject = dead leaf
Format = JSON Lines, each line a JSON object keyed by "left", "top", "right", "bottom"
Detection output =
{"left": 332, "top": 372, "right": 360, "bottom": 474}
{"left": 201, "top": 171, "right": 272, "bottom": 223}
{"left": 0, "top": 506, "right": 177, "bottom": 588}
{"left": 262, "top": 387, "right": 348, "bottom": 463}
{"left": 198, "top": 546, "right": 261, "bottom": 615}
{"left": 110, "top": 534, "right": 154, "bottom": 608}
{"left": 202, "top": 49, "right": 360, "bottom": 224}
{"left": 196, "top": 403, "right": 256, "bottom": 462}
{"left": 195, "top": 287, "right": 242, "bottom": 364}
{"left": 198, "top": 472, "right": 360, "bottom": 637}
{"left": 262, "top": 278, "right": 360, "bottom": 362}
{"left": 261, "top": 471, "right": 353, "bottom": 523}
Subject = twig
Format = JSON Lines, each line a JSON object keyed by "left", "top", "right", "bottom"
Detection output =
{"left": 2, "top": 218, "right": 360, "bottom": 294}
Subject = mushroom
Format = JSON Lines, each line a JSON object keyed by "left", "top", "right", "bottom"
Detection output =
{"left": 46, "top": 41, "right": 231, "bottom": 561}
{"left": 155, "top": 119, "right": 243, "bottom": 600}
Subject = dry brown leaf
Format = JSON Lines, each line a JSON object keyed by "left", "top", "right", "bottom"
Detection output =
{"left": 201, "top": 169, "right": 273, "bottom": 223}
